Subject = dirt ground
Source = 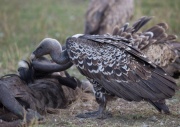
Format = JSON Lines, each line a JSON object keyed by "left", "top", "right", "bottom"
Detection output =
{"left": 0, "top": 82, "right": 179, "bottom": 127}
{"left": 40, "top": 89, "right": 180, "bottom": 127}
{"left": 0, "top": 88, "right": 179, "bottom": 127}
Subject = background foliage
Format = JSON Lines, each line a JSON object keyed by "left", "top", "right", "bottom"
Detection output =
{"left": 0, "top": 1, "right": 180, "bottom": 126}
{"left": 0, "top": 0, "right": 180, "bottom": 75}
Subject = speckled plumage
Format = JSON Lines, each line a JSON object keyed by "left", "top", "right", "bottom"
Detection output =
{"left": 112, "top": 17, "right": 180, "bottom": 78}
{"left": 66, "top": 33, "right": 177, "bottom": 102}
{"left": 31, "top": 17, "right": 178, "bottom": 118}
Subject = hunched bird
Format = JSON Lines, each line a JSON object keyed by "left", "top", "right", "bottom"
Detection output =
{"left": 85, "top": 0, "right": 134, "bottom": 34}
{"left": 30, "top": 17, "right": 177, "bottom": 119}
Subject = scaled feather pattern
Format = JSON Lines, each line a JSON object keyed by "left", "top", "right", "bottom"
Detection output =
{"left": 66, "top": 28, "right": 177, "bottom": 102}
{"left": 112, "top": 17, "right": 180, "bottom": 78}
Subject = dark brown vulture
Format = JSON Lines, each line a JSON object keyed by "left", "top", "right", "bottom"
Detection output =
{"left": 30, "top": 17, "right": 177, "bottom": 119}
{"left": 84, "top": 0, "right": 134, "bottom": 34}
{"left": 111, "top": 17, "right": 180, "bottom": 78}
{"left": 0, "top": 58, "right": 80, "bottom": 126}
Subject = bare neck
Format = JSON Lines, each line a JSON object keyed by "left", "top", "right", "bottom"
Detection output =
{"left": 51, "top": 49, "right": 70, "bottom": 64}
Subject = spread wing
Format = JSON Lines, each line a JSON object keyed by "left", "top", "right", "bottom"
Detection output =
{"left": 66, "top": 35, "right": 177, "bottom": 101}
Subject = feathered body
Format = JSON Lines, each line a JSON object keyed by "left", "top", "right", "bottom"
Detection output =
{"left": 66, "top": 34, "right": 176, "bottom": 102}
{"left": 111, "top": 17, "right": 180, "bottom": 78}
{"left": 31, "top": 17, "right": 178, "bottom": 118}
{"left": 85, "top": 0, "right": 134, "bottom": 34}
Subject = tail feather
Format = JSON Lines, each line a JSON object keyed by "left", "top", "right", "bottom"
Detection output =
{"left": 131, "top": 16, "right": 152, "bottom": 33}
{"left": 148, "top": 99, "right": 170, "bottom": 114}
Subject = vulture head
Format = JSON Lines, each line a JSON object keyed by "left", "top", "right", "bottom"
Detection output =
{"left": 31, "top": 38, "right": 62, "bottom": 60}
{"left": 30, "top": 35, "right": 84, "bottom": 65}
{"left": 30, "top": 38, "right": 73, "bottom": 73}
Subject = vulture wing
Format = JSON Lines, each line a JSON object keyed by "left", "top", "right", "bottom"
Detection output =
{"left": 66, "top": 34, "right": 177, "bottom": 102}
{"left": 112, "top": 16, "right": 180, "bottom": 78}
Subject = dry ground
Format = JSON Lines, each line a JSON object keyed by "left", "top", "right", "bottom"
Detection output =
{"left": 0, "top": 0, "right": 180, "bottom": 127}
{"left": 34, "top": 88, "right": 180, "bottom": 127}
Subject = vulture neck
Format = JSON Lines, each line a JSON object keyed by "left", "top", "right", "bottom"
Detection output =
{"left": 51, "top": 49, "right": 70, "bottom": 65}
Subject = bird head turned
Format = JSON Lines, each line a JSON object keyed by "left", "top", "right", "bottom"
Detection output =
{"left": 30, "top": 38, "right": 62, "bottom": 60}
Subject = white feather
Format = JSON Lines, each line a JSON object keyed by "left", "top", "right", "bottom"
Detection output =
{"left": 18, "top": 60, "right": 29, "bottom": 69}
{"left": 72, "top": 34, "right": 84, "bottom": 38}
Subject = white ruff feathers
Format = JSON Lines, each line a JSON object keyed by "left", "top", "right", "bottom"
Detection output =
{"left": 18, "top": 60, "right": 29, "bottom": 69}
{"left": 72, "top": 34, "right": 84, "bottom": 38}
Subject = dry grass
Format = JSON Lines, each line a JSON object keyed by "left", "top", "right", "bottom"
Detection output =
{"left": 0, "top": 0, "right": 180, "bottom": 127}
{"left": 33, "top": 91, "right": 180, "bottom": 127}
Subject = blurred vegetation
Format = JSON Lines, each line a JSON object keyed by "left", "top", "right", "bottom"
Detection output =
{"left": 0, "top": 0, "right": 180, "bottom": 75}
{"left": 0, "top": 1, "right": 180, "bottom": 126}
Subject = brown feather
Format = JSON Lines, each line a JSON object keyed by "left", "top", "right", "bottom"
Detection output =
{"left": 111, "top": 17, "right": 180, "bottom": 78}
{"left": 85, "top": 0, "right": 134, "bottom": 34}
{"left": 66, "top": 32, "right": 177, "bottom": 102}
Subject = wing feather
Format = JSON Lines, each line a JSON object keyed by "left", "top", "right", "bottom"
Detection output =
{"left": 66, "top": 36, "right": 177, "bottom": 101}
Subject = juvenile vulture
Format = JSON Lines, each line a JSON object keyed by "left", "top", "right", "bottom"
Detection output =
{"left": 30, "top": 17, "right": 177, "bottom": 119}
{"left": 112, "top": 17, "right": 180, "bottom": 78}
{"left": 0, "top": 58, "right": 80, "bottom": 125}
{"left": 85, "top": 0, "right": 134, "bottom": 34}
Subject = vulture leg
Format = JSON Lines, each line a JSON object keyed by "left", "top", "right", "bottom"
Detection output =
{"left": 76, "top": 91, "right": 112, "bottom": 119}
{"left": 0, "top": 82, "right": 43, "bottom": 122}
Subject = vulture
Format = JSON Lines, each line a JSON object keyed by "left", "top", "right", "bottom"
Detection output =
{"left": 0, "top": 57, "right": 80, "bottom": 125}
{"left": 111, "top": 17, "right": 180, "bottom": 78}
{"left": 84, "top": 0, "right": 134, "bottom": 34}
{"left": 30, "top": 17, "right": 178, "bottom": 119}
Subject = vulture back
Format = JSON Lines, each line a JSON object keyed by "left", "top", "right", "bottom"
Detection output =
{"left": 66, "top": 17, "right": 177, "bottom": 102}
{"left": 85, "top": 0, "right": 134, "bottom": 34}
{"left": 112, "top": 16, "right": 180, "bottom": 78}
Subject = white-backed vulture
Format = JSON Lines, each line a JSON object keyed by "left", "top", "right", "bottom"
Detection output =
{"left": 111, "top": 17, "right": 180, "bottom": 78}
{"left": 30, "top": 17, "right": 178, "bottom": 119}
